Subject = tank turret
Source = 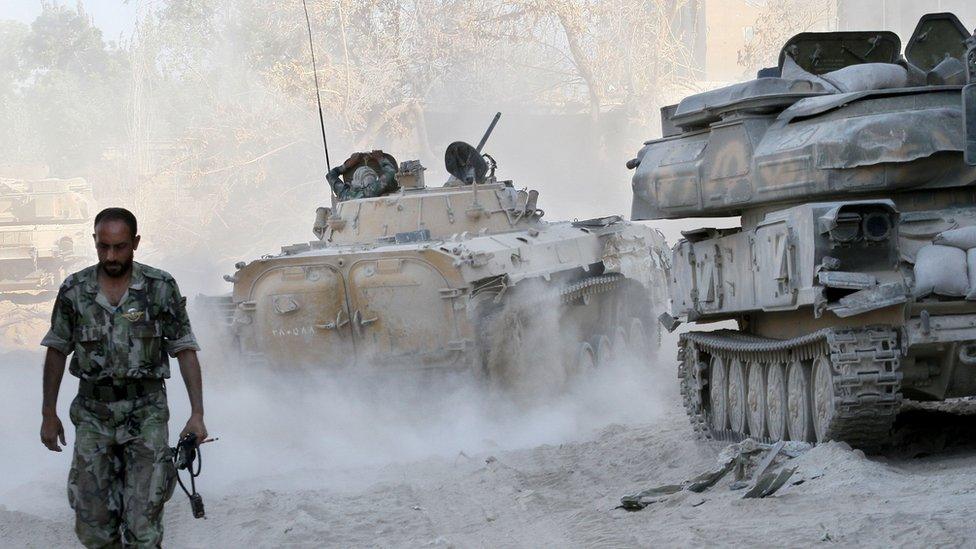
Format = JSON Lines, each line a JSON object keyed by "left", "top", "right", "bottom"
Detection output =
{"left": 0, "top": 177, "right": 94, "bottom": 301}
{"left": 630, "top": 13, "right": 976, "bottom": 448}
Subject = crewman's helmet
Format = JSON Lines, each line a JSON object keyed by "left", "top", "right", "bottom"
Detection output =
{"left": 351, "top": 165, "right": 379, "bottom": 191}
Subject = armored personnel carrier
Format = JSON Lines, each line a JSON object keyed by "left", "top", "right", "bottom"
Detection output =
{"left": 631, "top": 13, "right": 976, "bottom": 447}
{"left": 206, "top": 133, "right": 669, "bottom": 389}
{"left": 0, "top": 177, "right": 94, "bottom": 302}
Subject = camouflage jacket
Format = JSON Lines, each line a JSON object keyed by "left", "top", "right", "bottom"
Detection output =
{"left": 40, "top": 262, "right": 200, "bottom": 381}
{"left": 326, "top": 158, "right": 399, "bottom": 201}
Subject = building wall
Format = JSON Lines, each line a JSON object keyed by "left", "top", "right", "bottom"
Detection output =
{"left": 699, "top": 0, "right": 975, "bottom": 84}
{"left": 703, "top": 0, "right": 766, "bottom": 82}
{"left": 838, "top": 0, "right": 976, "bottom": 43}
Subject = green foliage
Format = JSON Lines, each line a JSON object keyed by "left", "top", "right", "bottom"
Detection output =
{"left": 0, "top": 2, "right": 129, "bottom": 174}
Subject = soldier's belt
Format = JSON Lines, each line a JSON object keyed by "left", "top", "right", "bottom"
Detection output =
{"left": 78, "top": 378, "right": 164, "bottom": 403}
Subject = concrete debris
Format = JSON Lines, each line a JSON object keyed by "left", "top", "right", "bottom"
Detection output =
{"left": 686, "top": 462, "right": 734, "bottom": 493}
{"left": 743, "top": 466, "right": 798, "bottom": 499}
{"left": 751, "top": 440, "right": 785, "bottom": 480}
{"left": 619, "top": 484, "right": 683, "bottom": 510}
{"left": 728, "top": 480, "right": 750, "bottom": 491}
{"left": 621, "top": 439, "right": 810, "bottom": 510}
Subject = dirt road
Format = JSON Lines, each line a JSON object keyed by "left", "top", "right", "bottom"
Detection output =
{"left": 2, "top": 348, "right": 974, "bottom": 548}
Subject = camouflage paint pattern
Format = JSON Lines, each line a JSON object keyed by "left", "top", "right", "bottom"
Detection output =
{"left": 41, "top": 262, "right": 199, "bottom": 381}
{"left": 67, "top": 390, "right": 175, "bottom": 548}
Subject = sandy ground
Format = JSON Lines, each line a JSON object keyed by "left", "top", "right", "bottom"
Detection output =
{"left": 2, "top": 342, "right": 976, "bottom": 548}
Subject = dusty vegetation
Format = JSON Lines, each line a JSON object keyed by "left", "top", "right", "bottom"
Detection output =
{"left": 1, "top": 1, "right": 711, "bottom": 270}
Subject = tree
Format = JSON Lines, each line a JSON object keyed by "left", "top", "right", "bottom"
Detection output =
{"left": 0, "top": 0, "right": 710, "bottom": 265}
{"left": 0, "top": 2, "right": 129, "bottom": 175}
{"left": 738, "top": 0, "right": 837, "bottom": 75}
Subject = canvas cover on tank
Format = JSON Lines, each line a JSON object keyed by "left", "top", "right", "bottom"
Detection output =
{"left": 670, "top": 77, "right": 830, "bottom": 130}
{"left": 632, "top": 11, "right": 976, "bottom": 222}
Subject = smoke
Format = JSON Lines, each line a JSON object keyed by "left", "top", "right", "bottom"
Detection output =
{"left": 186, "top": 355, "right": 670, "bottom": 494}
{"left": 0, "top": 318, "right": 678, "bottom": 515}
{"left": 172, "top": 284, "right": 679, "bottom": 494}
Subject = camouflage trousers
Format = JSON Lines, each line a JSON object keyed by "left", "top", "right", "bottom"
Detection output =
{"left": 68, "top": 389, "right": 177, "bottom": 549}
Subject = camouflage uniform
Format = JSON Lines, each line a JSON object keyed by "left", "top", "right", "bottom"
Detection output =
{"left": 41, "top": 261, "right": 200, "bottom": 548}
{"left": 326, "top": 157, "right": 399, "bottom": 201}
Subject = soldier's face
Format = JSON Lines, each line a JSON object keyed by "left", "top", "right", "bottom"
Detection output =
{"left": 93, "top": 220, "right": 140, "bottom": 278}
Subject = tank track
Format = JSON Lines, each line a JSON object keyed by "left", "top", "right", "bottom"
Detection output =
{"left": 559, "top": 273, "right": 623, "bottom": 304}
{"left": 677, "top": 326, "right": 902, "bottom": 449}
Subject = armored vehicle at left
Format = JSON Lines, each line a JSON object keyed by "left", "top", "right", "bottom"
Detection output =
{"left": 0, "top": 177, "right": 95, "bottom": 303}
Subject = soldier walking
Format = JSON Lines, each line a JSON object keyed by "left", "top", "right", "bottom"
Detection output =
{"left": 39, "top": 207, "right": 208, "bottom": 548}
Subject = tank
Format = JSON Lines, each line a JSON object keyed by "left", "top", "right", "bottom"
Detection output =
{"left": 0, "top": 177, "right": 94, "bottom": 302}
{"left": 0, "top": 176, "right": 94, "bottom": 350}
{"left": 205, "top": 138, "right": 669, "bottom": 390}
{"left": 630, "top": 12, "right": 976, "bottom": 448}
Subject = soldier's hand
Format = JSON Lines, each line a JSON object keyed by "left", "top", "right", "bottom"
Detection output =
{"left": 40, "top": 415, "right": 66, "bottom": 452}
{"left": 181, "top": 414, "right": 208, "bottom": 446}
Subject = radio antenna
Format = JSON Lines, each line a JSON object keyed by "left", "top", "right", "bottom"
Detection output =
{"left": 301, "top": 0, "right": 331, "bottom": 171}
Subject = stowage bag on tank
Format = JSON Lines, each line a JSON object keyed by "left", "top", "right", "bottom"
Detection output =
{"left": 914, "top": 244, "right": 969, "bottom": 297}
{"left": 934, "top": 226, "right": 976, "bottom": 250}
{"left": 968, "top": 249, "right": 976, "bottom": 301}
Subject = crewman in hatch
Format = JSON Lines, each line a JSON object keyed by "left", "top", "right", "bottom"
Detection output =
{"left": 326, "top": 150, "right": 399, "bottom": 201}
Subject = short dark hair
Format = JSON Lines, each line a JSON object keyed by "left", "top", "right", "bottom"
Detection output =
{"left": 94, "top": 207, "right": 138, "bottom": 238}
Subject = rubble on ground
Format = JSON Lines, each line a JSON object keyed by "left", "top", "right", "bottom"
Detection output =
{"left": 620, "top": 439, "right": 812, "bottom": 510}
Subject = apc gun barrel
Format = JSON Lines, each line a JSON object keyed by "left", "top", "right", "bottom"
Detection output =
{"left": 476, "top": 112, "right": 502, "bottom": 153}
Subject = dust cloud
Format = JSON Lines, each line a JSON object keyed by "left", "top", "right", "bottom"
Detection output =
{"left": 188, "top": 351, "right": 674, "bottom": 495}
{"left": 0, "top": 323, "right": 678, "bottom": 514}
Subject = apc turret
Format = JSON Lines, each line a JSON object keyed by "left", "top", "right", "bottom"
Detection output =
{"left": 205, "top": 119, "right": 669, "bottom": 391}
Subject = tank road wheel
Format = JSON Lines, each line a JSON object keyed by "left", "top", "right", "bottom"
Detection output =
{"left": 612, "top": 326, "right": 629, "bottom": 360}
{"left": 484, "top": 307, "right": 538, "bottom": 391}
{"left": 727, "top": 358, "right": 748, "bottom": 435}
{"left": 786, "top": 360, "right": 815, "bottom": 442}
{"left": 708, "top": 355, "right": 729, "bottom": 432}
{"left": 627, "top": 318, "right": 650, "bottom": 358}
{"left": 574, "top": 341, "right": 597, "bottom": 375}
{"left": 746, "top": 361, "right": 766, "bottom": 438}
{"left": 812, "top": 355, "right": 836, "bottom": 442}
{"left": 766, "top": 363, "right": 788, "bottom": 441}
{"left": 594, "top": 335, "right": 613, "bottom": 368}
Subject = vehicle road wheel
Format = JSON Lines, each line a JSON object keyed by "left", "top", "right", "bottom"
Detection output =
{"left": 766, "top": 363, "right": 788, "bottom": 441}
{"left": 612, "top": 326, "right": 629, "bottom": 360}
{"left": 746, "top": 361, "right": 766, "bottom": 438}
{"left": 628, "top": 318, "right": 650, "bottom": 358}
{"left": 593, "top": 335, "right": 613, "bottom": 368}
{"left": 575, "top": 341, "right": 596, "bottom": 375}
{"left": 787, "top": 360, "right": 815, "bottom": 442}
{"left": 727, "top": 358, "right": 748, "bottom": 435}
{"left": 708, "top": 355, "right": 729, "bottom": 432}
{"left": 812, "top": 355, "right": 836, "bottom": 442}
